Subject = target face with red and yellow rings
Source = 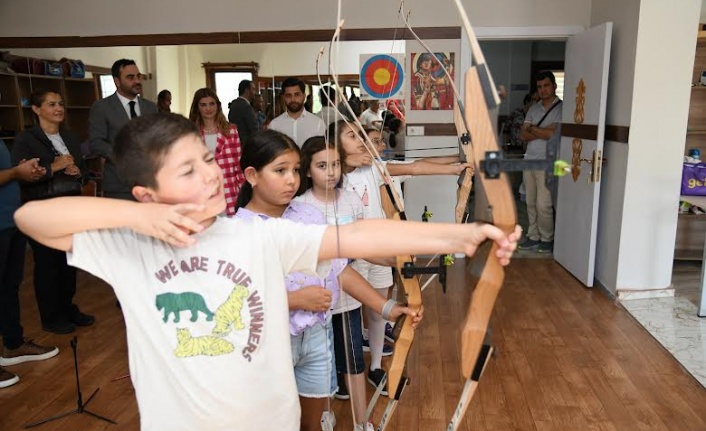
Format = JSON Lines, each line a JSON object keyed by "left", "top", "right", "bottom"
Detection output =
{"left": 360, "top": 54, "right": 404, "bottom": 99}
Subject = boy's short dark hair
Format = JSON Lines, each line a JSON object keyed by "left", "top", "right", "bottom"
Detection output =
{"left": 111, "top": 59, "right": 137, "bottom": 78}
{"left": 114, "top": 113, "right": 200, "bottom": 189}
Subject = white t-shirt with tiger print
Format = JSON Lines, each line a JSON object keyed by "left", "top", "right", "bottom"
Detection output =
{"left": 68, "top": 216, "right": 328, "bottom": 431}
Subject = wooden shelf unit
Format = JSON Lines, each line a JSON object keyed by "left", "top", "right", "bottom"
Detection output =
{"left": 676, "top": 29, "right": 706, "bottom": 260}
{"left": 0, "top": 72, "right": 98, "bottom": 143}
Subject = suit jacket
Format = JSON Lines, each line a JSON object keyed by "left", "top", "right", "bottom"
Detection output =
{"left": 11, "top": 125, "right": 87, "bottom": 202}
{"left": 227, "top": 97, "right": 257, "bottom": 143}
{"left": 88, "top": 93, "right": 158, "bottom": 195}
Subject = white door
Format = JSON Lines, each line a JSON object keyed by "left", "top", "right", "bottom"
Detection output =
{"left": 554, "top": 23, "right": 613, "bottom": 286}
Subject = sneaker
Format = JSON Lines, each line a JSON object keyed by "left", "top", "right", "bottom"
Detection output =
{"left": 518, "top": 238, "right": 540, "bottom": 250}
{"left": 321, "top": 410, "right": 336, "bottom": 431}
{"left": 362, "top": 338, "right": 393, "bottom": 357}
{"left": 334, "top": 374, "right": 350, "bottom": 400}
{"left": 367, "top": 368, "right": 388, "bottom": 396}
{"left": 0, "top": 340, "right": 59, "bottom": 366}
{"left": 537, "top": 241, "right": 554, "bottom": 253}
{"left": 354, "top": 422, "right": 375, "bottom": 431}
{"left": 0, "top": 367, "right": 19, "bottom": 388}
{"left": 384, "top": 322, "right": 395, "bottom": 343}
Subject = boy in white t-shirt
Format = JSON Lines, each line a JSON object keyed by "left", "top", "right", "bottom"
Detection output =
{"left": 14, "top": 113, "right": 520, "bottom": 431}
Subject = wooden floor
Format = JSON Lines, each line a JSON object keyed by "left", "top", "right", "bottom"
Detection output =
{"left": 2, "top": 256, "right": 706, "bottom": 431}
{"left": 672, "top": 260, "right": 703, "bottom": 306}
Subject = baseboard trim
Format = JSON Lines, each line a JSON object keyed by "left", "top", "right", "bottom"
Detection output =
{"left": 617, "top": 287, "right": 675, "bottom": 300}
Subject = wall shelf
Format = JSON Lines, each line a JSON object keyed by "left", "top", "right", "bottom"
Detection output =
{"left": 0, "top": 72, "right": 97, "bottom": 141}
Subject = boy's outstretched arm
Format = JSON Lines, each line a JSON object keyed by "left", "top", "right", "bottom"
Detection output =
{"left": 319, "top": 220, "right": 520, "bottom": 266}
{"left": 15, "top": 196, "right": 205, "bottom": 252}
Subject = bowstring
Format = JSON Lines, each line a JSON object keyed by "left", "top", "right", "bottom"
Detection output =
{"left": 328, "top": 7, "right": 414, "bottom": 428}
{"left": 314, "top": 42, "right": 342, "bottom": 430}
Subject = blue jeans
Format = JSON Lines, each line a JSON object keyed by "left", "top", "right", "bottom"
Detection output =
{"left": 291, "top": 317, "right": 336, "bottom": 397}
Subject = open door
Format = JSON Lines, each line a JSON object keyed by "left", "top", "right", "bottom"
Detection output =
{"left": 554, "top": 23, "right": 613, "bottom": 287}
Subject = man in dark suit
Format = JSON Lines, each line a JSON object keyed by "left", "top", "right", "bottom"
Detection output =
{"left": 227, "top": 79, "right": 257, "bottom": 142}
{"left": 89, "top": 59, "right": 158, "bottom": 200}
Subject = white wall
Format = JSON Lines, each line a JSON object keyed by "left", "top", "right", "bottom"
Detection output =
{"left": 617, "top": 0, "right": 701, "bottom": 293}
{"left": 154, "top": 46, "right": 184, "bottom": 115}
{"left": 0, "top": 0, "right": 591, "bottom": 37}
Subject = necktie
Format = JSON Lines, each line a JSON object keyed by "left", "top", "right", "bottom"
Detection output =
{"left": 129, "top": 101, "right": 137, "bottom": 119}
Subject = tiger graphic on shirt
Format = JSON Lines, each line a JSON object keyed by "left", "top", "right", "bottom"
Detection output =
{"left": 173, "top": 328, "right": 234, "bottom": 357}
{"left": 212, "top": 284, "right": 249, "bottom": 336}
{"left": 160, "top": 284, "right": 252, "bottom": 358}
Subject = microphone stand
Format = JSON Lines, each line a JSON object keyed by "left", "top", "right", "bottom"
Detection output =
{"left": 25, "top": 336, "right": 117, "bottom": 428}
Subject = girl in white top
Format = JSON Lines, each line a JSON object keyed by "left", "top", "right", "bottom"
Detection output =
{"left": 329, "top": 119, "right": 471, "bottom": 391}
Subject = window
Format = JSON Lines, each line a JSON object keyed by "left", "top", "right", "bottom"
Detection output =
{"left": 214, "top": 72, "right": 253, "bottom": 118}
{"left": 99, "top": 75, "right": 116, "bottom": 99}
{"left": 203, "top": 62, "right": 259, "bottom": 119}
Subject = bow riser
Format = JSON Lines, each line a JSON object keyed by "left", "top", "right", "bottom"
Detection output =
{"left": 464, "top": 67, "right": 516, "bottom": 230}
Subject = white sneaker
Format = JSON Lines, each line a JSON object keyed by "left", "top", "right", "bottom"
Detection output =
{"left": 354, "top": 422, "right": 375, "bottom": 431}
{"left": 321, "top": 410, "right": 336, "bottom": 431}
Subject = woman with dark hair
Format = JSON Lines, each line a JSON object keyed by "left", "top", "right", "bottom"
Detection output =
{"left": 189, "top": 87, "right": 245, "bottom": 216}
{"left": 11, "top": 89, "right": 92, "bottom": 334}
{"left": 157, "top": 89, "right": 172, "bottom": 113}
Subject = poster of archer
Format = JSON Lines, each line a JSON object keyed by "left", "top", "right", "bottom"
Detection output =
{"left": 410, "top": 52, "right": 454, "bottom": 110}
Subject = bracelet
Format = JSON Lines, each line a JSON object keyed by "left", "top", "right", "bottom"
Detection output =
{"left": 381, "top": 299, "right": 397, "bottom": 321}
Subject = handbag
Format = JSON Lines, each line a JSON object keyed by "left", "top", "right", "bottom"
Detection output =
{"left": 20, "top": 129, "right": 83, "bottom": 201}
{"left": 681, "top": 162, "right": 706, "bottom": 196}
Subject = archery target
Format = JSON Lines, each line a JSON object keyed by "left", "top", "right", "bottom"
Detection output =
{"left": 359, "top": 54, "right": 404, "bottom": 100}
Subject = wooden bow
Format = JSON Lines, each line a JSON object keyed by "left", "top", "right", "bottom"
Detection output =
{"left": 446, "top": 1, "right": 517, "bottom": 429}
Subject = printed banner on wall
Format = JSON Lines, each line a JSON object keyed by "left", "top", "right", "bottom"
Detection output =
{"left": 359, "top": 54, "right": 404, "bottom": 100}
{"left": 410, "top": 52, "right": 455, "bottom": 110}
